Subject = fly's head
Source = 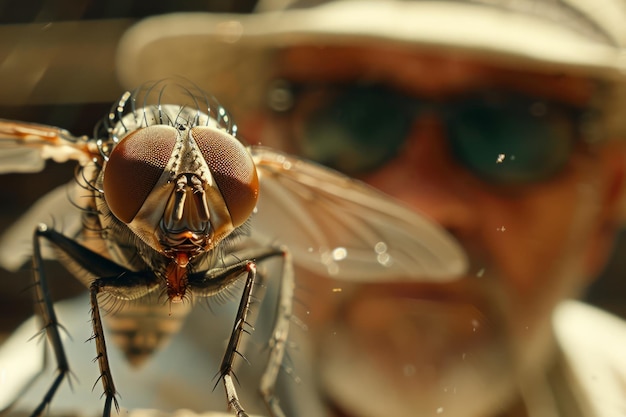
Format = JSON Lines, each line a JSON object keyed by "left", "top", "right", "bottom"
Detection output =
{"left": 100, "top": 121, "right": 259, "bottom": 279}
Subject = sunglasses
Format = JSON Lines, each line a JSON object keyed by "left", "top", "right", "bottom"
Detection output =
{"left": 267, "top": 80, "right": 602, "bottom": 185}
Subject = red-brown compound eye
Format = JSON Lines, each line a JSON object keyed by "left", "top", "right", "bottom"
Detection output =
{"left": 103, "top": 125, "right": 178, "bottom": 223}
{"left": 190, "top": 127, "right": 259, "bottom": 227}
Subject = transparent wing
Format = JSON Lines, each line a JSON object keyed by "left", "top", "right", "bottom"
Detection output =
{"left": 0, "top": 120, "right": 92, "bottom": 270}
{"left": 0, "top": 119, "right": 94, "bottom": 173}
{"left": 0, "top": 315, "right": 45, "bottom": 412}
{"left": 0, "top": 182, "right": 83, "bottom": 271}
{"left": 250, "top": 147, "right": 468, "bottom": 282}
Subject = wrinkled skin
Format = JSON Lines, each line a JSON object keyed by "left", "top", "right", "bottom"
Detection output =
{"left": 243, "top": 46, "right": 626, "bottom": 417}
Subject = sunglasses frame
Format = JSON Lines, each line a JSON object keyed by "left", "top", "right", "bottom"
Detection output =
{"left": 266, "top": 79, "right": 605, "bottom": 184}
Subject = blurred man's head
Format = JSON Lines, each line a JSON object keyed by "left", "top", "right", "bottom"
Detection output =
{"left": 118, "top": 1, "right": 626, "bottom": 415}
{"left": 260, "top": 46, "right": 626, "bottom": 417}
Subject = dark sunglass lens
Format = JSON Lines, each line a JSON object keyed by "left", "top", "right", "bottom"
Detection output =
{"left": 300, "top": 85, "right": 414, "bottom": 175}
{"left": 447, "top": 97, "right": 575, "bottom": 184}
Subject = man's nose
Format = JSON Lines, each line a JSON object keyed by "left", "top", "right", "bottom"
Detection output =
{"left": 362, "top": 113, "right": 480, "bottom": 238}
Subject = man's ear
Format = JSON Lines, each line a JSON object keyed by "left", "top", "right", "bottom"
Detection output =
{"left": 585, "top": 141, "right": 626, "bottom": 278}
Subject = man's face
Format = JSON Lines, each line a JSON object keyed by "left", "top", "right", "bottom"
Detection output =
{"left": 247, "top": 46, "right": 624, "bottom": 416}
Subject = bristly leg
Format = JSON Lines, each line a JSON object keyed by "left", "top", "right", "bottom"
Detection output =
{"left": 30, "top": 225, "right": 71, "bottom": 417}
{"left": 90, "top": 285, "right": 119, "bottom": 416}
{"left": 31, "top": 224, "right": 157, "bottom": 417}
{"left": 218, "top": 261, "right": 258, "bottom": 417}
{"left": 193, "top": 247, "right": 289, "bottom": 417}
{"left": 259, "top": 248, "right": 293, "bottom": 417}
{"left": 216, "top": 248, "right": 294, "bottom": 417}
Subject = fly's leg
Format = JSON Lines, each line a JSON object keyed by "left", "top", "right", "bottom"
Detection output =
{"left": 30, "top": 224, "right": 156, "bottom": 417}
{"left": 219, "top": 261, "right": 258, "bottom": 417}
{"left": 215, "top": 248, "right": 294, "bottom": 417}
{"left": 190, "top": 248, "right": 290, "bottom": 417}
{"left": 259, "top": 248, "right": 293, "bottom": 417}
{"left": 89, "top": 284, "right": 118, "bottom": 416}
{"left": 220, "top": 249, "right": 293, "bottom": 417}
{"left": 30, "top": 225, "right": 70, "bottom": 417}
{"left": 190, "top": 258, "right": 256, "bottom": 415}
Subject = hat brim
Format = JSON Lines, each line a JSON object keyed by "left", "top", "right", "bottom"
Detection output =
{"left": 116, "top": 2, "right": 626, "bottom": 114}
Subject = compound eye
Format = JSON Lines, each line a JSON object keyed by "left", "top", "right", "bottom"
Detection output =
{"left": 190, "top": 127, "right": 259, "bottom": 227}
{"left": 103, "top": 125, "right": 178, "bottom": 223}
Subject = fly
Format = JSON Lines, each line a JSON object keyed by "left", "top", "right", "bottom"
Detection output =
{"left": 0, "top": 79, "right": 467, "bottom": 416}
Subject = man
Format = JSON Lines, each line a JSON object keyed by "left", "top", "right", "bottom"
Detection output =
{"left": 44, "top": 0, "right": 626, "bottom": 416}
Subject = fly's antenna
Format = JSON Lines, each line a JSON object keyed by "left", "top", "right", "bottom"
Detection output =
{"left": 139, "top": 80, "right": 161, "bottom": 128}
{"left": 96, "top": 138, "right": 110, "bottom": 162}
{"left": 196, "top": 79, "right": 236, "bottom": 135}
{"left": 150, "top": 80, "right": 175, "bottom": 126}
{"left": 200, "top": 90, "right": 212, "bottom": 127}
{"left": 176, "top": 82, "right": 202, "bottom": 128}
{"left": 219, "top": 106, "right": 237, "bottom": 137}
{"left": 173, "top": 105, "right": 188, "bottom": 129}
{"left": 157, "top": 83, "right": 167, "bottom": 125}
{"left": 93, "top": 90, "right": 133, "bottom": 160}
{"left": 172, "top": 77, "right": 238, "bottom": 135}
{"left": 115, "top": 91, "right": 132, "bottom": 134}
{"left": 96, "top": 78, "right": 241, "bottom": 152}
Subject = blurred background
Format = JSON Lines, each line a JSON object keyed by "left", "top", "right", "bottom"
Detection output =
{"left": 0, "top": 0, "right": 624, "bottom": 341}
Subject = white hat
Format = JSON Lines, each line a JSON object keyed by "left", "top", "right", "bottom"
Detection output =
{"left": 116, "top": 0, "right": 626, "bottom": 132}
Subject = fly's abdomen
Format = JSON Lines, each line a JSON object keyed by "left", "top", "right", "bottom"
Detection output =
{"left": 104, "top": 299, "right": 192, "bottom": 366}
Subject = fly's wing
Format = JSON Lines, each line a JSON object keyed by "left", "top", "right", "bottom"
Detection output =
{"left": 250, "top": 147, "right": 467, "bottom": 282}
{"left": 0, "top": 119, "right": 94, "bottom": 173}
{"left": 0, "top": 314, "right": 45, "bottom": 412}
{"left": 0, "top": 182, "right": 83, "bottom": 271}
{"left": 0, "top": 120, "right": 95, "bottom": 270}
